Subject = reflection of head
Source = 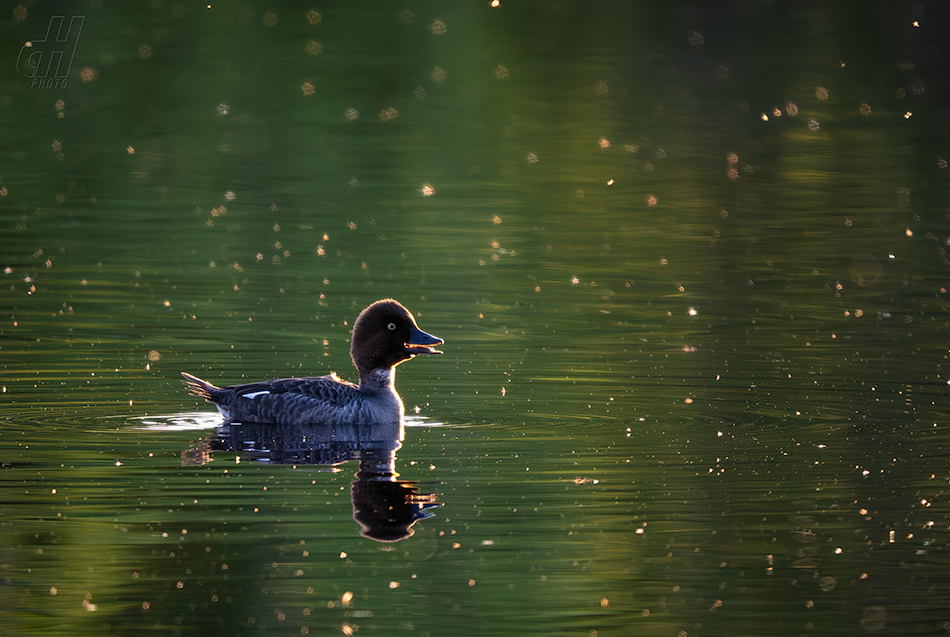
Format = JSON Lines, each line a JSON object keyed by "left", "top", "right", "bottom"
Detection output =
{"left": 351, "top": 478, "right": 439, "bottom": 542}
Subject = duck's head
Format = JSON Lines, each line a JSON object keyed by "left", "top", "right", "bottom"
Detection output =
{"left": 350, "top": 299, "right": 443, "bottom": 372}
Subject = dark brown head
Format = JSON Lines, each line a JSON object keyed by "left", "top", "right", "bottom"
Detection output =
{"left": 350, "top": 299, "right": 443, "bottom": 373}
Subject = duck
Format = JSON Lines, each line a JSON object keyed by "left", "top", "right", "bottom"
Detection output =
{"left": 181, "top": 299, "right": 443, "bottom": 426}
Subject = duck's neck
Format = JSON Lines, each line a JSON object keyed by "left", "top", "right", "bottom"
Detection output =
{"left": 358, "top": 367, "right": 396, "bottom": 394}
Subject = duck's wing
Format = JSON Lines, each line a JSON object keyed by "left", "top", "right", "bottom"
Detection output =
{"left": 182, "top": 372, "right": 361, "bottom": 425}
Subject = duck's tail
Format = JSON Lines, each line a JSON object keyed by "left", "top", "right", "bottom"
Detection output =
{"left": 181, "top": 372, "right": 218, "bottom": 402}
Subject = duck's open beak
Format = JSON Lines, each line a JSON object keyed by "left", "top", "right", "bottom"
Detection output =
{"left": 405, "top": 326, "right": 443, "bottom": 356}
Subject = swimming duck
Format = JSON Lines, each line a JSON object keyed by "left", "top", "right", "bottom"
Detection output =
{"left": 181, "top": 299, "right": 443, "bottom": 426}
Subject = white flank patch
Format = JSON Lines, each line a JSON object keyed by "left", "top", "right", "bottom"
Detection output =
{"left": 242, "top": 391, "right": 271, "bottom": 399}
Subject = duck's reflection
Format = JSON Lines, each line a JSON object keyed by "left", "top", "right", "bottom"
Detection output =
{"left": 199, "top": 420, "right": 440, "bottom": 542}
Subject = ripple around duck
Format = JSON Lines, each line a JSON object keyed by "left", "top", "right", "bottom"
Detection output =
{"left": 131, "top": 412, "right": 463, "bottom": 431}
{"left": 131, "top": 411, "right": 223, "bottom": 431}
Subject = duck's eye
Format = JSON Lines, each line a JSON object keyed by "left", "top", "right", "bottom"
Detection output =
{"left": 387, "top": 323, "right": 396, "bottom": 331}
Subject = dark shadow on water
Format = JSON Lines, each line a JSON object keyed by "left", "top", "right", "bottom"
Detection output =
{"left": 185, "top": 419, "right": 441, "bottom": 542}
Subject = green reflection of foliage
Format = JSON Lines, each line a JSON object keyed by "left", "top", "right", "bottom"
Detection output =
{"left": 3, "top": 1, "right": 950, "bottom": 635}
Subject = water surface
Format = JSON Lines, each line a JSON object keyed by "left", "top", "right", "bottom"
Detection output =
{"left": 3, "top": 2, "right": 950, "bottom": 635}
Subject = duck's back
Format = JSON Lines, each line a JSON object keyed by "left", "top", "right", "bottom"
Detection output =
{"left": 182, "top": 373, "right": 400, "bottom": 426}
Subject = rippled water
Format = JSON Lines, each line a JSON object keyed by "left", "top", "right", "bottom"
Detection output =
{"left": 4, "top": 2, "right": 950, "bottom": 635}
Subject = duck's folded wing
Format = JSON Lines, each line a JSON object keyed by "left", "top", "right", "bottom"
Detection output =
{"left": 211, "top": 375, "right": 361, "bottom": 424}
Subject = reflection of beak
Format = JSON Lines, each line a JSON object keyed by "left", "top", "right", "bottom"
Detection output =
{"left": 404, "top": 326, "right": 444, "bottom": 356}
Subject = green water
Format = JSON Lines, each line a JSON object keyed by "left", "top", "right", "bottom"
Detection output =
{"left": 3, "top": 2, "right": 950, "bottom": 635}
